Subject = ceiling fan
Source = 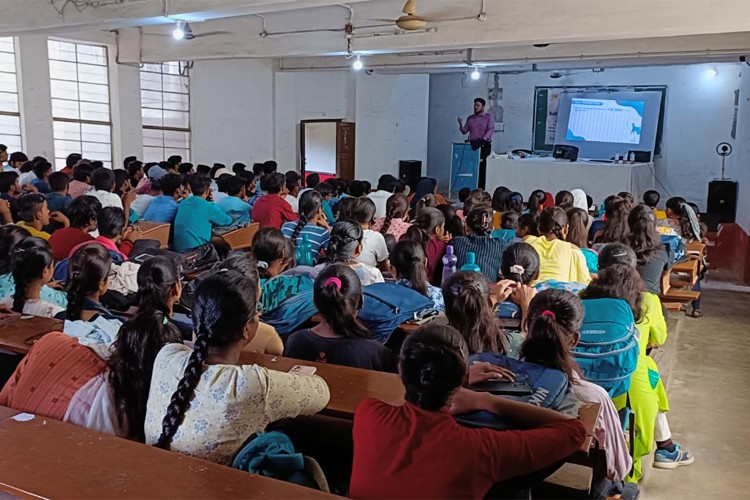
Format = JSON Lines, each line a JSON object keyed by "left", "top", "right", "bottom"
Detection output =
{"left": 153, "top": 21, "right": 231, "bottom": 40}
{"left": 375, "top": 0, "right": 431, "bottom": 31}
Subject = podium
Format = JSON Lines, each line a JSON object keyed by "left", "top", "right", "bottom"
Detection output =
{"left": 450, "top": 142, "right": 480, "bottom": 194}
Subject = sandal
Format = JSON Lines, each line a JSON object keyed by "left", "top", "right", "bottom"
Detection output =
{"left": 688, "top": 308, "right": 704, "bottom": 318}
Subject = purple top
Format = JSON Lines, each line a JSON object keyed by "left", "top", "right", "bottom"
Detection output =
{"left": 460, "top": 112, "right": 494, "bottom": 141}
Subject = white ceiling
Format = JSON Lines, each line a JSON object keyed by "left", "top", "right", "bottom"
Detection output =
{"left": 4, "top": 0, "right": 750, "bottom": 70}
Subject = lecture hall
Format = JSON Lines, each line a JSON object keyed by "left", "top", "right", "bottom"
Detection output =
{"left": 0, "top": 0, "right": 747, "bottom": 498}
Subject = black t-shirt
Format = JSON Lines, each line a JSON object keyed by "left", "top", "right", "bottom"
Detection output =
{"left": 637, "top": 244, "right": 674, "bottom": 295}
{"left": 284, "top": 329, "right": 396, "bottom": 373}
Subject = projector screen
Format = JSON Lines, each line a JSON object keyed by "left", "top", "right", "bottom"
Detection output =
{"left": 554, "top": 91, "right": 662, "bottom": 160}
{"left": 566, "top": 99, "right": 644, "bottom": 145}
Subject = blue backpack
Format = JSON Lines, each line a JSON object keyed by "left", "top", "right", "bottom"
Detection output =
{"left": 358, "top": 282, "right": 435, "bottom": 343}
{"left": 455, "top": 353, "right": 572, "bottom": 430}
{"left": 660, "top": 235, "right": 684, "bottom": 262}
{"left": 574, "top": 298, "right": 640, "bottom": 398}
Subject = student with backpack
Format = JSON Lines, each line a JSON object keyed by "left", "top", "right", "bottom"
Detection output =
{"left": 390, "top": 240, "right": 444, "bottom": 312}
{"left": 284, "top": 264, "right": 394, "bottom": 371}
{"left": 145, "top": 271, "right": 330, "bottom": 464}
{"left": 0, "top": 237, "right": 63, "bottom": 318}
{"left": 520, "top": 289, "right": 633, "bottom": 485}
{"left": 350, "top": 324, "right": 587, "bottom": 499}
{"left": 581, "top": 244, "right": 693, "bottom": 481}
{"left": 442, "top": 271, "right": 524, "bottom": 358}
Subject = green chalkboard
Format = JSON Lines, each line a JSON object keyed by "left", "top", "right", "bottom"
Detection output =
{"left": 532, "top": 86, "right": 667, "bottom": 156}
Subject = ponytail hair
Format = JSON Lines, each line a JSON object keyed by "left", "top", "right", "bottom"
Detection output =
{"left": 66, "top": 244, "right": 112, "bottom": 321}
{"left": 565, "top": 207, "right": 590, "bottom": 249}
{"left": 380, "top": 193, "right": 409, "bottom": 235}
{"left": 400, "top": 324, "right": 468, "bottom": 411}
{"left": 521, "top": 289, "right": 584, "bottom": 381}
{"left": 596, "top": 198, "right": 631, "bottom": 244}
{"left": 327, "top": 221, "right": 363, "bottom": 263}
{"left": 391, "top": 240, "right": 429, "bottom": 296}
{"left": 313, "top": 264, "right": 369, "bottom": 339}
{"left": 109, "top": 256, "right": 182, "bottom": 441}
{"left": 155, "top": 271, "right": 258, "bottom": 450}
{"left": 527, "top": 189, "right": 547, "bottom": 215}
{"left": 0, "top": 225, "right": 31, "bottom": 275}
{"left": 500, "top": 242, "right": 540, "bottom": 284}
{"left": 628, "top": 204, "right": 661, "bottom": 265}
{"left": 538, "top": 207, "right": 567, "bottom": 240}
{"left": 441, "top": 271, "right": 509, "bottom": 355}
{"left": 252, "top": 227, "right": 287, "bottom": 279}
{"left": 291, "top": 190, "right": 323, "bottom": 241}
{"left": 10, "top": 237, "right": 53, "bottom": 313}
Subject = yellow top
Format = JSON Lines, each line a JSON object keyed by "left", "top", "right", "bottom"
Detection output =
{"left": 654, "top": 209, "right": 667, "bottom": 220}
{"left": 492, "top": 211, "right": 503, "bottom": 229}
{"left": 16, "top": 221, "right": 51, "bottom": 241}
{"left": 636, "top": 292, "right": 668, "bottom": 355}
{"left": 530, "top": 236, "right": 592, "bottom": 285}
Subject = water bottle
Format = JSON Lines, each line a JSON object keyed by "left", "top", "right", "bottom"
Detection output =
{"left": 628, "top": 152, "right": 636, "bottom": 163}
{"left": 506, "top": 148, "right": 513, "bottom": 160}
{"left": 295, "top": 234, "right": 315, "bottom": 267}
{"left": 459, "top": 252, "right": 481, "bottom": 273}
{"left": 614, "top": 152, "right": 620, "bottom": 164}
{"left": 441, "top": 245, "right": 458, "bottom": 284}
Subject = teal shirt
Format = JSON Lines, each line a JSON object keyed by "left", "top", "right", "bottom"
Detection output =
{"left": 173, "top": 196, "right": 233, "bottom": 252}
{"left": 217, "top": 196, "right": 252, "bottom": 227}
{"left": 322, "top": 200, "right": 336, "bottom": 225}
{"left": 0, "top": 274, "right": 68, "bottom": 308}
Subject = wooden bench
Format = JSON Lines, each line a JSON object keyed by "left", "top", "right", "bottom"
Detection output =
{"left": 661, "top": 269, "right": 700, "bottom": 311}
{"left": 0, "top": 315, "right": 63, "bottom": 355}
{"left": 135, "top": 221, "right": 170, "bottom": 249}
{"left": 308, "top": 313, "right": 425, "bottom": 334}
{"left": 0, "top": 407, "right": 333, "bottom": 499}
{"left": 212, "top": 223, "right": 260, "bottom": 251}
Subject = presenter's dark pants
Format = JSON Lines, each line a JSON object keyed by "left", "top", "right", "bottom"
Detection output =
{"left": 479, "top": 141, "right": 492, "bottom": 189}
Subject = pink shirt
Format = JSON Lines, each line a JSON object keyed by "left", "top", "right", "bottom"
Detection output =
{"left": 371, "top": 217, "right": 412, "bottom": 242}
{"left": 460, "top": 112, "right": 494, "bottom": 142}
{"left": 571, "top": 373, "right": 632, "bottom": 482}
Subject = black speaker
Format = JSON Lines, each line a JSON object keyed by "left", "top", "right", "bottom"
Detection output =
{"left": 399, "top": 160, "right": 422, "bottom": 192}
{"left": 552, "top": 145, "right": 579, "bottom": 161}
{"left": 628, "top": 150, "right": 652, "bottom": 162}
{"left": 707, "top": 180, "right": 738, "bottom": 224}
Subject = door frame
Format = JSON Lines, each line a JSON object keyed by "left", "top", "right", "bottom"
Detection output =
{"left": 300, "top": 119, "right": 355, "bottom": 182}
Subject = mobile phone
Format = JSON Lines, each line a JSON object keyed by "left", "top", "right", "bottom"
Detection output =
{"left": 289, "top": 365, "right": 317, "bottom": 376}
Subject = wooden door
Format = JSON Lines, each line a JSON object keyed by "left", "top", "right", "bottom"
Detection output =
{"left": 336, "top": 122, "right": 355, "bottom": 180}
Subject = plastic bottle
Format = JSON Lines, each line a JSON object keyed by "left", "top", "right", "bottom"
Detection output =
{"left": 506, "top": 148, "right": 513, "bottom": 160}
{"left": 614, "top": 152, "right": 620, "bottom": 164}
{"left": 459, "top": 252, "right": 481, "bottom": 273}
{"left": 441, "top": 245, "right": 458, "bottom": 284}
{"left": 628, "top": 152, "right": 636, "bottom": 163}
{"left": 295, "top": 234, "right": 315, "bottom": 267}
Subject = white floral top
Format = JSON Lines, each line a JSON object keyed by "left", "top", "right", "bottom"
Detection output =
{"left": 0, "top": 297, "right": 64, "bottom": 318}
{"left": 144, "top": 343, "right": 330, "bottom": 465}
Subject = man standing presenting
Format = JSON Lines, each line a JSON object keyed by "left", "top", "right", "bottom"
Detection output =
{"left": 458, "top": 97, "right": 494, "bottom": 189}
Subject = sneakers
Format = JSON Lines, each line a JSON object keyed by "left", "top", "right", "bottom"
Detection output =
{"left": 653, "top": 443, "right": 695, "bottom": 469}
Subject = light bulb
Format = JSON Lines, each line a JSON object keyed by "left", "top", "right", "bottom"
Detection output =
{"left": 706, "top": 68, "right": 717, "bottom": 79}
{"left": 172, "top": 22, "right": 185, "bottom": 40}
{"left": 352, "top": 56, "right": 363, "bottom": 71}
{"left": 470, "top": 68, "right": 481, "bottom": 80}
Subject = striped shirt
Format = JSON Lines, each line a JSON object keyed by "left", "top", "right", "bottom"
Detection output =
{"left": 281, "top": 221, "right": 331, "bottom": 262}
{"left": 451, "top": 235, "right": 508, "bottom": 282}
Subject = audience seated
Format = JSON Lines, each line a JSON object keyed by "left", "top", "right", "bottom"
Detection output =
{"left": 0, "top": 237, "right": 62, "bottom": 317}
{"left": 69, "top": 163, "right": 93, "bottom": 199}
{"left": 285, "top": 264, "right": 394, "bottom": 371}
{"left": 48, "top": 195, "right": 99, "bottom": 261}
{"left": 566, "top": 207, "right": 598, "bottom": 273}
{"left": 16, "top": 193, "right": 69, "bottom": 240}
{"left": 251, "top": 172, "right": 297, "bottom": 229}
{"left": 530, "top": 207, "right": 591, "bottom": 286}
{"left": 371, "top": 193, "right": 411, "bottom": 241}
{"left": 217, "top": 175, "right": 252, "bottom": 227}
{"left": 341, "top": 197, "right": 389, "bottom": 271}
{"left": 404, "top": 207, "right": 447, "bottom": 285}
{"left": 281, "top": 190, "right": 330, "bottom": 263}
{"left": 452, "top": 205, "right": 507, "bottom": 282}
{"left": 391, "top": 240, "right": 444, "bottom": 312}
{"left": 629, "top": 205, "right": 673, "bottom": 295}
{"left": 142, "top": 173, "right": 183, "bottom": 224}
{"left": 323, "top": 221, "right": 384, "bottom": 286}
{"left": 144, "top": 270, "right": 330, "bottom": 464}
{"left": 45, "top": 172, "right": 72, "bottom": 212}
{"left": 173, "top": 174, "right": 232, "bottom": 252}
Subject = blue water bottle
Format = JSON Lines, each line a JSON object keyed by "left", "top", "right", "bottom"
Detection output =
{"left": 459, "top": 252, "right": 481, "bottom": 273}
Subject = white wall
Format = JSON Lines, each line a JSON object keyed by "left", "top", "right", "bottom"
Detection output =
{"left": 355, "top": 73, "right": 429, "bottom": 183}
{"left": 734, "top": 68, "right": 750, "bottom": 233}
{"left": 428, "top": 63, "right": 745, "bottom": 211}
{"left": 190, "top": 58, "right": 275, "bottom": 167}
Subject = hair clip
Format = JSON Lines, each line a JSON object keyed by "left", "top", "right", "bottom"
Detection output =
{"left": 324, "top": 277, "right": 342, "bottom": 290}
{"left": 541, "top": 310, "right": 556, "bottom": 320}
{"left": 257, "top": 261, "right": 269, "bottom": 269}
{"left": 162, "top": 316, "right": 169, "bottom": 325}
{"left": 509, "top": 264, "right": 525, "bottom": 275}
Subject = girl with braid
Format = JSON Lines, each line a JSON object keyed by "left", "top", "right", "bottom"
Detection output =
{"left": 144, "top": 270, "right": 329, "bottom": 464}
{"left": 0, "top": 237, "right": 62, "bottom": 317}
{"left": 372, "top": 193, "right": 411, "bottom": 241}
{"left": 530, "top": 207, "right": 591, "bottom": 286}
{"left": 281, "top": 190, "right": 330, "bottom": 264}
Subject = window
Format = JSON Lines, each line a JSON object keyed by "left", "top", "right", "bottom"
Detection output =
{"left": 141, "top": 62, "right": 190, "bottom": 163}
{"left": 0, "top": 37, "right": 22, "bottom": 153}
{"left": 48, "top": 40, "right": 112, "bottom": 169}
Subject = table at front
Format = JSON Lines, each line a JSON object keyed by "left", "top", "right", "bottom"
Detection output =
{"left": 485, "top": 157, "right": 655, "bottom": 205}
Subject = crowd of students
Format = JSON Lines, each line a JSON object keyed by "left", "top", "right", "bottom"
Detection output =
{"left": 0, "top": 144, "right": 703, "bottom": 497}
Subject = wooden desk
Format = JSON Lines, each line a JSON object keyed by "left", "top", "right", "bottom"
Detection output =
{"left": 239, "top": 352, "right": 405, "bottom": 419}
{"left": 0, "top": 315, "right": 63, "bottom": 355}
{"left": 671, "top": 259, "right": 699, "bottom": 287}
{"left": 240, "top": 352, "right": 599, "bottom": 454}
{"left": 220, "top": 223, "right": 259, "bottom": 250}
{"left": 0, "top": 408, "right": 333, "bottom": 499}
{"left": 686, "top": 241, "right": 706, "bottom": 254}
{"left": 135, "top": 221, "right": 170, "bottom": 249}
{"left": 0, "top": 406, "right": 19, "bottom": 421}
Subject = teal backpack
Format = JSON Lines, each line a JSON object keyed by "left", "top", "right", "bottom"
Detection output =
{"left": 574, "top": 298, "right": 640, "bottom": 398}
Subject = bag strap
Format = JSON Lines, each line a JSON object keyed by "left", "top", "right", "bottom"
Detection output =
{"left": 626, "top": 391, "right": 636, "bottom": 479}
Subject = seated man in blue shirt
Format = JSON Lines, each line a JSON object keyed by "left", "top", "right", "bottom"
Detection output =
{"left": 217, "top": 176, "right": 252, "bottom": 228}
{"left": 44, "top": 172, "right": 73, "bottom": 213}
{"left": 173, "top": 174, "right": 232, "bottom": 252}
{"left": 142, "top": 173, "right": 183, "bottom": 224}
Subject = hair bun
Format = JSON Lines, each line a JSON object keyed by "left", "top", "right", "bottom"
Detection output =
{"left": 419, "top": 362, "right": 436, "bottom": 386}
